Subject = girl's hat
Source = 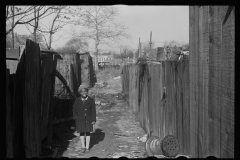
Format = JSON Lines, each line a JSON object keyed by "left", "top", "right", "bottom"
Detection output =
{"left": 78, "top": 84, "right": 89, "bottom": 92}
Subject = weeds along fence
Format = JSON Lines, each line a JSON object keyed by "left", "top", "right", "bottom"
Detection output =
{"left": 122, "top": 59, "right": 190, "bottom": 156}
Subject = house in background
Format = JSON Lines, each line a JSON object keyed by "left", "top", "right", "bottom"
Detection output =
{"left": 91, "top": 52, "right": 114, "bottom": 69}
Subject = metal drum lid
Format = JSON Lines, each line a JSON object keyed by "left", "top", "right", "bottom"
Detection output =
{"left": 161, "top": 135, "right": 180, "bottom": 157}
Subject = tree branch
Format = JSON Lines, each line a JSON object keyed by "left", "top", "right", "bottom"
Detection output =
{"left": 6, "top": 6, "right": 35, "bottom": 21}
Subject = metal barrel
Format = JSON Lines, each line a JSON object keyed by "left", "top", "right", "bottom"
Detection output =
{"left": 145, "top": 135, "right": 180, "bottom": 157}
{"left": 145, "top": 136, "right": 163, "bottom": 156}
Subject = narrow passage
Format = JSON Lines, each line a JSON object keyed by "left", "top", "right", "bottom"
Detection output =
{"left": 55, "top": 77, "right": 148, "bottom": 158}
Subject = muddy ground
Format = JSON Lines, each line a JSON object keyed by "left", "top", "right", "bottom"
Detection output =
{"left": 41, "top": 69, "right": 149, "bottom": 158}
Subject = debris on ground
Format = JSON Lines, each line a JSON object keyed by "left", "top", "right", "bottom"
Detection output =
{"left": 95, "top": 101, "right": 101, "bottom": 105}
{"left": 95, "top": 82, "right": 108, "bottom": 88}
{"left": 113, "top": 76, "right": 121, "bottom": 80}
{"left": 137, "top": 134, "right": 148, "bottom": 142}
{"left": 119, "top": 145, "right": 129, "bottom": 148}
{"left": 109, "top": 150, "right": 147, "bottom": 158}
{"left": 114, "top": 133, "right": 130, "bottom": 137}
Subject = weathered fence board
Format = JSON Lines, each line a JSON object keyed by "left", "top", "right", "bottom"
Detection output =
{"left": 23, "top": 39, "right": 42, "bottom": 157}
{"left": 148, "top": 64, "right": 154, "bottom": 136}
{"left": 12, "top": 48, "right": 26, "bottom": 158}
{"left": 188, "top": 6, "right": 234, "bottom": 158}
{"left": 176, "top": 61, "right": 183, "bottom": 155}
{"left": 6, "top": 69, "right": 13, "bottom": 157}
{"left": 122, "top": 60, "right": 190, "bottom": 156}
{"left": 89, "top": 55, "right": 97, "bottom": 87}
{"left": 181, "top": 61, "right": 190, "bottom": 156}
{"left": 208, "top": 6, "right": 222, "bottom": 158}
{"left": 189, "top": 6, "right": 199, "bottom": 158}
{"left": 47, "top": 54, "right": 58, "bottom": 143}
{"left": 40, "top": 59, "right": 55, "bottom": 141}
{"left": 220, "top": 6, "right": 234, "bottom": 158}
{"left": 80, "top": 53, "right": 90, "bottom": 87}
{"left": 69, "top": 63, "right": 81, "bottom": 96}
{"left": 167, "top": 62, "right": 177, "bottom": 136}
{"left": 159, "top": 63, "right": 165, "bottom": 140}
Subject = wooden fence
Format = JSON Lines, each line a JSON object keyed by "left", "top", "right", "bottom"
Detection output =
{"left": 6, "top": 40, "right": 60, "bottom": 158}
{"left": 6, "top": 43, "right": 97, "bottom": 158}
{"left": 122, "top": 59, "right": 190, "bottom": 156}
{"left": 189, "top": 6, "right": 234, "bottom": 158}
{"left": 122, "top": 5, "right": 234, "bottom": 158}
{"left": 56, "top": 52, "right": 96, "bottom": 96}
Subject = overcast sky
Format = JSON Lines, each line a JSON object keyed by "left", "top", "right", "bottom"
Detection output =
{"left": 14, "top": 5, "right": 189, "bottom": 53}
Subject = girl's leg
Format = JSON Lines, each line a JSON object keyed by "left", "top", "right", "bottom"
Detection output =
{"left": 85, "top": 132, "right": 91, "bottom": 150}
{"left": 80, "top": 132, "right": 86, "bottom": 148}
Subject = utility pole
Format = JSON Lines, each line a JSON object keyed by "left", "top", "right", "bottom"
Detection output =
{"left": 149, "top": 31, "right": 152, "bottom": 49}
{"left": 138, "top": 37, "right": 141, "bottom": 58}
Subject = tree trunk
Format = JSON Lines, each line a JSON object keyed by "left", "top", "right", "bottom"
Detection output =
{"left": 11, "top": 6, "right": 14, "bottom": 48}
{"left": 33, "top": 7, "right": 37, "bottom": 42}
{"left": 48, "top": 33, "right": 52, "bottom": 51}
{"left": 94, "top": 42, "right": 99, "bottom": 71}
{"left": 33, "top": 6, "right": 39, "bottom": 43}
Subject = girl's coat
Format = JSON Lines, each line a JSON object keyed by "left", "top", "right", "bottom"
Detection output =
{"left": 73, "top": 96, "right": 96, "bottom": 133}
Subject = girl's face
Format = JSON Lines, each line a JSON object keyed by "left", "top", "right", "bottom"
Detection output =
{"left": 80, "top": 88, "right": 88, "bottom": 98}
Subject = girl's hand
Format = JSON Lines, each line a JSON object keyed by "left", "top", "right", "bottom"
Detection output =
{"left": 91, "top": 121, "right": 96, "bottom": 125}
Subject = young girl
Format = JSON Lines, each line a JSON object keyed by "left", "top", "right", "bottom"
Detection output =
{"left": 73, "top": 84, "right": 96, "bottom": 153}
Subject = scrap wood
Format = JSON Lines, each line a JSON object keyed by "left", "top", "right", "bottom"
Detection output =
{"left": 114, "top": 133, "right": 129, "bottom": 137}
{"left": 51, "top": 147, "right": 58, "bottom": 158}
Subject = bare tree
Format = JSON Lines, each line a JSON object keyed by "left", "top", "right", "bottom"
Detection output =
{"left": 6, "top": 6, "right": 55, "bottom": 36}
{"left": 38, "top": 6, "right": 76, "bottom": 50}
{"left": 71, "top": 6, "right": 130, "bottom": 70}
{"left": 24, "top": 6, "right": 61, "bottom": 43}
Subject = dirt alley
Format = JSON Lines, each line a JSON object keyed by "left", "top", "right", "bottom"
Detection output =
{"left": 53, "top": 75, "right": 148, "bottom": 158}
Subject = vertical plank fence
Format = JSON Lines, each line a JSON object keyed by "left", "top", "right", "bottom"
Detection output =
{"left": 6, "top": 40, "right": 61, "bottom": 158}
{"left": 56, "top": 52, "right": 96, "bottom": 96}
{"left": 23, "top": 39, "right": 42, "bottom": 157}
{"left": 189, "top": 6, "right": 234, "bottom": 158}
{"left": 122, "top": 5, "right": 234, "bottom": 158}
{"left": 122, "top": 59, "right": 190, "bottom": 156}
